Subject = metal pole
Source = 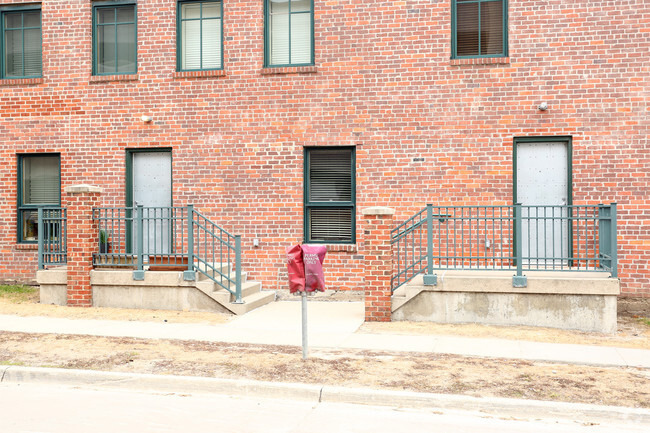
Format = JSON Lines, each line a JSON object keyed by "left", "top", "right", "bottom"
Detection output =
{"left": 184, "top": 205, "right": 195, "bottom": 281}
{"left": 302, "top": 291, "right": 308, "bottom": 360}
{"left": 610, "top": 203, "right": 618, "bottom": 278}
{"left": 234, "top": 235, "right": 242, "bottom": 303}
{"left": 37, "top": 208, "right": 44, "bottom": 270}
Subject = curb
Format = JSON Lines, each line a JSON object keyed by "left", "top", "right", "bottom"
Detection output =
{"left": 2, "top": 366, "right": 649, "bottom": 425}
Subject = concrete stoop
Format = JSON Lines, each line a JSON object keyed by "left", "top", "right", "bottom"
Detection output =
{"left": 392, "top": 270, "right": 620, "bottom": 333}
{"left": 37, "top": 264, "right": 275, "bottom": 315}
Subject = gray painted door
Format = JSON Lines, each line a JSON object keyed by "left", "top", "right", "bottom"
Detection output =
{"left": 516, "top": 142, "right": 569, "bottom": 265}
{"left": 132, "top": 152, "right": 172, "bottom": 254}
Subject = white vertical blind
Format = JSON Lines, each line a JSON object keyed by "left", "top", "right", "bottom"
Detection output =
{"left": 270, "top": 11, "right": 289, "bottom": 65}
{"left": 202, "top": 19, "right": 221, "bottom": 68}
{"left": 182, "top": 20, "right": 201, "bottom": 69}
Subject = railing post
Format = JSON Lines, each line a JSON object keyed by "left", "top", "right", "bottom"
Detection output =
{"left": 133, "top": 205, "right": 145, "bottom": 280}
{"left": 37, "top": 208, "right": 44, "bottom": 270}
{"left": 600, "top": 203, "right": 618, "bottom": 278}
{"left": 233, "top": 235, "right": 243, "bottom": 303}
{"left": 513, "top": 203, "right": 527, "bottom": 287}
{"left": 610, "top": 203, "right": 617, "bottom": 278}
{"left": 423, "top": 204, "right": 437, "bottom": 286}
{"left": 184, "top": 205, "right": 196, "bottom": 281}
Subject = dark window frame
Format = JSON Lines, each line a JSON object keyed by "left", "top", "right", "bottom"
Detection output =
{"left": 17, "top": 154, "right": 61, "bottom": 244}
{"left": 176, "top": 0, "right": 224, "bottom": 72}
{"left": 92, "top": 1, "right": 137, "bottom": 76}
{"left": 304, "top": 147, "right": 356, "bottom": 244}
{"left": 264, "top": 0, "right": 314, "bottom": 68}
{"left": 451, "top": 0, "right": 508, "bottom": 59}
{"left": 0, "top": 4, "right": 42, "bottom": 79}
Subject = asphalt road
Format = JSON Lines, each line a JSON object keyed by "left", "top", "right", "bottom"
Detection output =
{"left": 0, "top": 382, "right": 646, "bottom": 433}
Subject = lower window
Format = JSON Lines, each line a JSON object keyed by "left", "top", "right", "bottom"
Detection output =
{"left": 18, "top": 154, "right": 61, "bottom": 243}
{"left": 304, "top": 147, "right": 355, "bottom": 243}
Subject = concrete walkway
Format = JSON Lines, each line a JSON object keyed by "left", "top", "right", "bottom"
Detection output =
{"left": 0, "top": 301, "right": 648, "bottom": 368}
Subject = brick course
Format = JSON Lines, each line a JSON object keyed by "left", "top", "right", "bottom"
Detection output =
{"left": 0, "top": 1, "right": 648, "bottom": 296}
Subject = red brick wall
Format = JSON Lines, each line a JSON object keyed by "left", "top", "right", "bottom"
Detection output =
{"left": 1, "top": 1, "right": 648, "bottom": 296}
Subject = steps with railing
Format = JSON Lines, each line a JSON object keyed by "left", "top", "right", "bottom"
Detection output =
{"left": 38, "top": 205, "right": 274, "bottom": 314}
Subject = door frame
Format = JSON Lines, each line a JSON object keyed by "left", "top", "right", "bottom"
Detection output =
{"left": 125, "top": 148, "right": 173, "bottom": 253}
{"left": 513, "top": 136, "right": 573, "bottom": 265}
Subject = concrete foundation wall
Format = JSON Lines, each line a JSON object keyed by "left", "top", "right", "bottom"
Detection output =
{"left": 392, "top": 272, "right": 620, "bottom": 333}
{"left": 36, "top": 269, "right": 230, "bottom": 314}
{"left": 392, "top": 291, "right": 618, "bottom": 333}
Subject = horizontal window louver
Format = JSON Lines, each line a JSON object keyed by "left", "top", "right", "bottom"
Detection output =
{"left": 22, "top": 156, "right": 60, "bottom": 205}
{"left": 309, "top": 150, "right": 352, "bottom": 202}
{"left": 309, "top": 209, "right": 352, "bottom": 243}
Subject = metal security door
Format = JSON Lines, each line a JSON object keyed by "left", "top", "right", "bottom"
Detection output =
{"left": 515, "top": 141, "right": 570, "bottom": 266}
{"left": 131, "top": 151, "right": 172, "bottom": 254}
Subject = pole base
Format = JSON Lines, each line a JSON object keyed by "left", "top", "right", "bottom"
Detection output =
{"left": 423, "top": 274, "right": 437, "bottom": 286}
{"left": 512, "top": 275, "right": 528, "bottom": 288}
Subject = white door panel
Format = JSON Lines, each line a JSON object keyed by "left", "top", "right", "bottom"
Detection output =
{"left": 516, "top": 142, "right": 569, "bottom": 265}
{"left": 132, "top": 152, "right": 172, "bottom": 255}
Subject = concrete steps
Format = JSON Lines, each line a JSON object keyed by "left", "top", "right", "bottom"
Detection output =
{"left": 193, "top": 265, "right": 275, "bottom": 315}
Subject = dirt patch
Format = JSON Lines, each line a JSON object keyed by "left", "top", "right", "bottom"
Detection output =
{"left": 1, "top": 331, "right": 649, "bottom": 409}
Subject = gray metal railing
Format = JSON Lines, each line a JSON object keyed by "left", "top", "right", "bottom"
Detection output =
{"left": 93, "top": 205, "right": 242, "bottom": 302}
{"left": 392, "top": 203, "right": 618, "bottom": 291}
{"left": 37, "top": 208, "right": 67, "bottom": 269}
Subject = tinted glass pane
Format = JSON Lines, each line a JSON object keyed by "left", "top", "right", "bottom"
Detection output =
{"left": 116, "top": 23, "right": 135, "bottom": 73}
{"left": 182, "top": 3, "right": 201, "bottom": 20}
{"left": 290, "top": 12, "right": 311, "bottom": 64}
{"left": 116, "top": 6, "right": 134, "bottom": 23}
{"left": 270, "top": 13, "right": 289, "bottom": 65}
{"left": 97, "top": 24, "right": 116, "bottom": 73}
{"left": 4, "top": 29, "right": 22, "bottom": 76}
{"left": 21, "top": 210, "right": 39, "bottom": 242}
{"left": 456, "top": 2, "right": 478, "bottom": 56}
{"left": 202, "top": 2, "right": 221, "bottom": 18}
{"left": 23, "top": 11, "right": 40, "bottom": 27}
{"left": 202, "top": 19, "right": 221, "bottom": 68}
{"left": 97, "top": 8, "right": 115, "bottom": 24}
{"left": 481, "top": 0, "right": 503, "bottom": 55}
{"left": 4, "top": 13, "right": 22, "bottom": 29}
{"left": 292, "top": 0, "right": 311, "bottom": 13}
{"left": 23, "top": 28, "right": 42, "bottom": 76}
{"left": 182, "top": 20, "right": 201, "bottom": 69}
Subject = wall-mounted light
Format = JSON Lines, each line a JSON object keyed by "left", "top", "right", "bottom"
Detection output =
{"left": 537, "top": 102, "right": 548, "bottom": 111}
{"left": 141, "top": 115, "right": 153, "bottom": 122}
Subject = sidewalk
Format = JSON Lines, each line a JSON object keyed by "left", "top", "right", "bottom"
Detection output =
{"left": 0, "top": 301, "right": 648, "bottom": 369}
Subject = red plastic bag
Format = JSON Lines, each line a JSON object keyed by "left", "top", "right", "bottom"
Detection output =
{"left": 301, "top": 244, "right": 326, "bottom": 292}
{"left": 286, "top": 244, "right": 305, "bottom": 294}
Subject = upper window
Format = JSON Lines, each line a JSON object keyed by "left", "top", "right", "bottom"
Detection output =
{"left": 265, "top": 0, "right": 313, "bottom": 67}
{"left": 18, "top": 154, "right": 61, "bottom": 243}
{"left": 1, "top": 6, "right": 42, "bottom": 78}
{"left": 452, "top": 0, "right": 507, "bottom": 58}
{"left": 304, "top": 147, "right": 355, "bottom": 244}
{"left": 93, "top": 3, "right": 137, "bottom": 75}
{"left": 177, "top": 1, "right": 223, "bottom": 71}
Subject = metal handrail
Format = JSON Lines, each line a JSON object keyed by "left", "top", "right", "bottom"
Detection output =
{"left": 92, "top": 205, "right": 242, "bottom": 302}
{"left": 391, "top": 203, "right": 618, "bottom": 292}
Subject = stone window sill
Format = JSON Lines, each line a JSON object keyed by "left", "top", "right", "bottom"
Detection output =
{"left": 0, "top": 78, "right": 43, "bottom": 86}
{"left": 90, "top": 74, "right": 138, "bottom": 83}
{"left": 261, "top": 65, "right": 318, "bottom": 75}
{"left": 450, "top": 57, "right": 510, "bottom": 66}
{"left": 174, "top": 70, "right": 226, "bottom": 79}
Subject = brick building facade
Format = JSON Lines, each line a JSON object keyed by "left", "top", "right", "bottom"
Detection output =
{"left": 1, "top": 0, "right": 648, "bottom": 296}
